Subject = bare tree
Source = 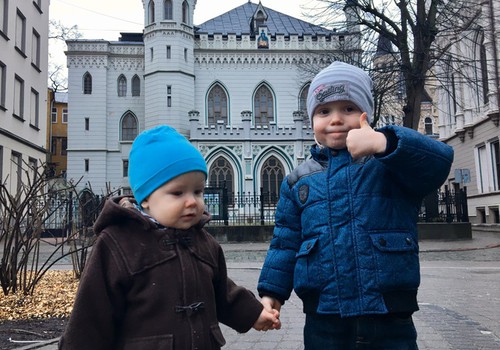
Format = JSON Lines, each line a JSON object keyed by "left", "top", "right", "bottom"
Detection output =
{"left": 302, "top": 0, "right": 482, "bottom": 130}
{"left": 0, "top": 161, "right": 103, "bottom": 296}
{"left": 48, "top": 20, "right": 82, "bottom": 92}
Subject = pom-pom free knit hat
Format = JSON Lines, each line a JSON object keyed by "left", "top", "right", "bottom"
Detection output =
{"left": 128, "top": 125, "right": 207, "bottom": 204}
{"left": 307, "top": 61, "right": 374, "bottom": 124}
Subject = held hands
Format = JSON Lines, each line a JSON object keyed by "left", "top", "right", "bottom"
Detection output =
{"left": 346, "top": 113, "right": 387, "bottom": 160}
{"left": 253, "top": 296, "right": 282, "bottom": 331}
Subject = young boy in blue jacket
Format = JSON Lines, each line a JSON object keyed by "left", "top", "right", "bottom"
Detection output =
{"left": 257, "top": 61, "right": 454, "bottom": 349}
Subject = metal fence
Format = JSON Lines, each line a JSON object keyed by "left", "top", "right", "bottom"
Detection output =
{"left": 205, "top": 185, "right": 469, "bottom": 226}
{"left": 204, "top": 187, "right": 278, "bottom": 226}
{"left": 418, "top": 186, "right": 469, "bottom": 223}
{"left": 42, "top": 192, "right": 105, "bottom": 238}
{"left": 39, "top": 185, "right": 468, "bottom": 234}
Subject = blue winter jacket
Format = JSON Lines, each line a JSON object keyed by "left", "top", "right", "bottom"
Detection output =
{"left": 258, "top": 125, "right": 454, "bottom": 317}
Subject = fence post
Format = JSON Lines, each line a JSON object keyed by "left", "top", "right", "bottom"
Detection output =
{"left": 461, "top": 187, "right": 469, "bottom": 222}
{"left": 423, "top": 190, "right": 439, "bottom": 222}
{"left": 64, "top": 191, "right": 74, "bottom": 253}
{"left": 444, "top": 185, "right": 453, "bottom": 223}
{"left": 222, "top": 186, "right": 229, "bottom": 226}
{"left": 260, "top": 187, "right": 265, "bottom": 225}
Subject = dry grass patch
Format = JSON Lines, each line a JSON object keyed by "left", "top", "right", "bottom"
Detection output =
{"left": 0, "top": 271, "right": 78, "bottom": 321}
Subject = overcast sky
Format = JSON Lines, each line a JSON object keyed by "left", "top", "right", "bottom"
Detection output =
{"left": 49, "top": 0, "right": 317, "bottom": 41}
{"left": 48, "top": 0, "right": 319, "bottom": 84}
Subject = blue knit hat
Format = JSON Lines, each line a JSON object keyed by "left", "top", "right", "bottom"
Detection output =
{"left": 307, "top": 61, "right": 374, "bottom": 124}
{"left": 128, "top": 125, "right": 207, "bottom": 204}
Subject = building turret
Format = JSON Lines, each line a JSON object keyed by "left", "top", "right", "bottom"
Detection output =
{"left": 142, "top": 0, "right": 197, "bottom": 134}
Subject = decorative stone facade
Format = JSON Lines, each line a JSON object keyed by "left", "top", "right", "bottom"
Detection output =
{"left": 65, "top": 0, "right": 361, "bottom": 199}
{"left": 436, "top": 0, "right": 500, "bottom": 224}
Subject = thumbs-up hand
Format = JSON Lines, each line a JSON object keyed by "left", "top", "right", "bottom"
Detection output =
{"left": 346, "top": 113, "right": 387, "bottom": 160}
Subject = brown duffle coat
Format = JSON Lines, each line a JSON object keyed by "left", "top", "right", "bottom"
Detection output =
{"left": 59, "top": 196, "right": 263, "bottom": 350}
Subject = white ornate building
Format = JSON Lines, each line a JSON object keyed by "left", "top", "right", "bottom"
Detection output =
{"left": 0, "top": 0, "right": 49, "bottom": 194}
{"left": 65, "top": 0, "right": 361, "bottom": 199}
{"left": 436, "top": 0, "right": 500, "bottom": 224}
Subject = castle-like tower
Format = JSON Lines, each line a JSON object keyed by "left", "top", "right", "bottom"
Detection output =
{"left": 142, "top": 0, "right": 196, "bottom": 133}
{"left": 65, "top": 1, "right": 362, "bottom": 199}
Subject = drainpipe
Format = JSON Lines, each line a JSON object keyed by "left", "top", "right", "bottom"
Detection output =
{"left": 49, "top": 89, "right": 54, "bottom": 174}
{"left": 488, "top": 0, "right": 500, "bottom": 110}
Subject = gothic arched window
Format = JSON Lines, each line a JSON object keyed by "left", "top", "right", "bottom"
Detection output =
{"left": 182, "top": 1, "right": 189, "bottom": 24}
{"left": 479, "top": 38, "right": 489, "bottom": 104}
{"left": 209, "top": 157, "right": 234, "bottom": 198}
{"left": 207, "top": 84, "right": 228, "bottom": 126}
{"left": 255, "top": 11, "right": 266, "bottom": 29}
{"left": 261, "top": 156, "right": 284, "bottom": 204}
{"left": 132, "top": 75, "right": 141, "bottom": 96}
{"left": 424, "top": 117, "right": 433, "bottom": 135}
{"left": 299, "top": 83, "right": 310, "bottom": 126}
{"left": 117, "top": 75, "right": 127, "bottom": 97}
{"left": 148, "top": 0, "right": 155, "bottom": 24}
{"left": 83, "top": 72, "right": 92, "bottom": 94}
{"left": 121, "top": 112, "right": 138, "bottom": 141}
{"left": 164, "top": 0, "right": 173, "bottom": 20}
{"left": 254, "top": 84, "right": 274, "bottom": 126}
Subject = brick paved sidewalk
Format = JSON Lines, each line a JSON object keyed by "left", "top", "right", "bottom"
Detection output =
{"left": 13, "top": 230, "right": 500, "bottom": 349}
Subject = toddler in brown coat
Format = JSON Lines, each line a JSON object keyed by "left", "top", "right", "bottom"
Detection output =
{"left": 59, "top": 125, "right": 280, "bottom": 350}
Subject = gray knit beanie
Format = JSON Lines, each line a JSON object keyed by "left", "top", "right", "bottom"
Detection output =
{"left": 307, "top": 61, "right": 374, "bottom": 124}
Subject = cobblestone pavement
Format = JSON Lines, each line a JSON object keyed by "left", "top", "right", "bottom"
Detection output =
{"left": 220, "top": 254, "right": 500, "bottom": 349}
{"left": 14, "top": 232, "right": 500, "bottom": 349}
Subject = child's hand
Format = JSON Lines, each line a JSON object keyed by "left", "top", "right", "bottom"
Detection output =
{"left": 346, "top": 112, "right": 387, "bottom": 160}
{"left": 261, "top": 296, "right": 282, "bottom": 313}
{"left": 253, "top": 306, "right": 281, "bottom": 331}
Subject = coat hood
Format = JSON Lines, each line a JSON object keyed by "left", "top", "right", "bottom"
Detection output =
{"left": 93, "top": 196, "right": 211, "bottom": 235}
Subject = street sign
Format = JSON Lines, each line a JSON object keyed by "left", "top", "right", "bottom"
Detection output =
{"left": 454, "top": 169, "right": 471, "bottom": 184}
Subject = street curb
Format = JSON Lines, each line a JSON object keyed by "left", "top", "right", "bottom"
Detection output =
{"left": 420, "top": 243, "right": 500, "bottom": 253}
{"left": 13, "top": 338, "right": 59, "bottom": 350}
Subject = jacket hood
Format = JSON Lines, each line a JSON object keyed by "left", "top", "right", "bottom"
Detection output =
{"left": 93, "top": 196, "right": 211, "bottom": 235}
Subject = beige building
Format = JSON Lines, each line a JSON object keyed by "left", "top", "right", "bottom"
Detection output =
{"left": 436, "top": 0, "right": 500, "bottom": 224}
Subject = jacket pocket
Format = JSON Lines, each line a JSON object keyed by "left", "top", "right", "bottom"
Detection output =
{"left": 122, "top": 334, "right": 173, "bottom": 350}
{"left": 369, "top": 232, "right": 419, "bottom": 291}
{"left": 210, "top": 324, "right": 226, "bottom": 348}
{"left": 294, "top": 237, "right": 322, "bottom": 295}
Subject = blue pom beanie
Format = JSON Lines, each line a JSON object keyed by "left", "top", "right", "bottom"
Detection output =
{"left": 307, "top": 61, "right": 374, "bottom": 124}
{"left": 128, "top": 125, "right": 207, "bottom": 204}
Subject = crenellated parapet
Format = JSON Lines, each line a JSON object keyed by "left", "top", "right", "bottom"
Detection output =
{"left": 66, "top": 40, "right": 144, "bottom": 69}
{"left": 195, "top": 32, "right": 354, "bottom": 51}
{"left": 189, "top": 110, "right": 313, "bottom": 141}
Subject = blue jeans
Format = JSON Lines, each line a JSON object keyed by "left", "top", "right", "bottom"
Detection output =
{"left": 304, "top": 313, "right": 419, "bottom": 350}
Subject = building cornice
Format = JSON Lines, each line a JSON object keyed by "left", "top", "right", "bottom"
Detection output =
{"left": 143, "top": 70, "right": 195, "bottom": 78}
{"left": 0, "top": 128, "right": 47, "bottom": 153}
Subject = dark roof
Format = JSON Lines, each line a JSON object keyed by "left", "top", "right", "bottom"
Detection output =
{"left": 375, "top": 32, "right": 393, "bottom": 57}
{"left": 422, "top": 88, "right": 432, "bottom": 103}
{"left": 119, "top": 32, "right": 144, "bottom": 42}
{"left": 195, "top": 2, "right": 334, "bottom": 36}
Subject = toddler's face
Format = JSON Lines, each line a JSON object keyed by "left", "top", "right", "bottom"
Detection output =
{"left": 312, "top": 100, "right": 362, "bottom": 149}
{"left": 141, "top": 171, "right": 206, "bottom": 229}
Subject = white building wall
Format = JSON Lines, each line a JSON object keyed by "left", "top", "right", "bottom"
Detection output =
{"left": 194, "top": 58, "right": 306, "bottom": 127}
{"left": 66, "top": 41, "right": 144, "bottom": 194}
{"left": 65, "top": 1, "right": 359, "bottom": 196}
{"left": 0, "top": 0, "right": 49, "bottom": 190}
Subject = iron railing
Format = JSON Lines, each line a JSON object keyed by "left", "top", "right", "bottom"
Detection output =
{"left": 39, "top": 185, "right": 468, "bottom": 235}
{"left": 418, "top": 186, "right": 469, "bottom": 223}
{"left": 204, "top": 187, "right": 278, "bottom": 226}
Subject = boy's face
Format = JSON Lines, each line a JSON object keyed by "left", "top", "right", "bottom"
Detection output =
{"left": 312, "top": 100, "right": 363, "bottom": 149}
{"left": 141, "top": 171, "right": 206, "bottom": 230}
